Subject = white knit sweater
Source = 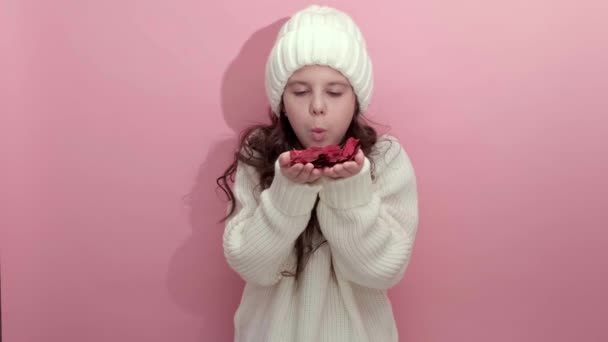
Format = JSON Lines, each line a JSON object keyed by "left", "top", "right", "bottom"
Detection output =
{"left": 223, "top": 134, "right": 419, "bottom": 342}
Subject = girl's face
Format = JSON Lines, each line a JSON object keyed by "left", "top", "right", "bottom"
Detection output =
{"left": 282, "top": 65, "right": 357, "bottom": 148}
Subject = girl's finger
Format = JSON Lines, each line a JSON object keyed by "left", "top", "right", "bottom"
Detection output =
{"left": 323, "top": 166, "right": 339, "bottom": 179}
{"left": 354, "top": 149, "right": 365, "bottom": 165}
{"left": 288, "top": 163, "right": 304, "bottom": 179}
{"left": 333, "top": 164, "right": 351, "bottom": 178}
{"left": 340, "top": 167, "right": 353, "bottom": 177}
{"left": 279, "top": 152, "right": 291, "bottom": 168}
{"left": 342, "top": 161, "right": 359, "bottom": 174}
{"left": 308, "top": 168, "right": 322, "bottom": 182}
{"left": 297, "top": 163, "right": 314, "bottom": 182}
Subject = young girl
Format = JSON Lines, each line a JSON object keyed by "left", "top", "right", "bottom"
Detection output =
{"left": 217, "top": 5, "right": 419, "bottom": 342}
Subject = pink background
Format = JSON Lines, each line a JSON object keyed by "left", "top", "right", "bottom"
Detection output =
{"left": 1, "top": 0, "right": 607, "bottom": 341}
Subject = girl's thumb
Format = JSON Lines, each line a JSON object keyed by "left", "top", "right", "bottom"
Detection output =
{"left": 279, "top": 152, "right": 290, "bottom": 167}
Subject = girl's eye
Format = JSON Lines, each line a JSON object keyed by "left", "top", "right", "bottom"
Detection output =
{"left": 293, "top": 91, "right": 342, "bottom": 97}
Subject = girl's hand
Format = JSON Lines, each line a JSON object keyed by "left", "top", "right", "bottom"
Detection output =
{"left": 322, "top": 149, "right": 365, "bottom": 179}
{"left": 278, "top": 151, "right": 323, "bottom": 184}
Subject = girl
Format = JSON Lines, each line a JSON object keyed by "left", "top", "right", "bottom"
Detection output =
{"left": 217, "top": 5, "right": 419, "bottom": 342}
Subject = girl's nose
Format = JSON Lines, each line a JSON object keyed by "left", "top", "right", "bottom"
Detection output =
{"left": 311, "top": 95, "right": 326, "bottom": 115}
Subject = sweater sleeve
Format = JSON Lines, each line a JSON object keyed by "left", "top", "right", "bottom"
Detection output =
{"left": 223, "top": 157, "right": 322, "bottom": 286}
{"left": 317, "top": 140, "right": 419, "bottom": 290}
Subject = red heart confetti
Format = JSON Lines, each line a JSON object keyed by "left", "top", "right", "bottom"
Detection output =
{"left": 289, "top": 137, "right": 361, "bottom": 168}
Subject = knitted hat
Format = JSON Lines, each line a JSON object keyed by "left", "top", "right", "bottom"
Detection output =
{"left": 265, "top": 5, "right": 373, "bottom": 116}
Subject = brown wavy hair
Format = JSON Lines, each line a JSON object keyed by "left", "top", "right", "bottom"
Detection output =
{"left": 216, "top": 102, "right": 379, "bottom": 281}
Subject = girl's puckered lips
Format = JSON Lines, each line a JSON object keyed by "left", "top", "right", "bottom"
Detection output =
{"left": 311, "top": 127, "right": 327, "bottom": 142}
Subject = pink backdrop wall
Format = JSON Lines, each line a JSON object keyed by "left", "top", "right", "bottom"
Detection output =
{"left": 1, "top": 0, "right": 607, "bottom": 341}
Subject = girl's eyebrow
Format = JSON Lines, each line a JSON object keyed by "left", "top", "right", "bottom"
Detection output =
{"left": 286, "top": 80, "right": 309, "bottom": 87}
{"left": 326, "top": 81, "right": 349, "bottom": 87}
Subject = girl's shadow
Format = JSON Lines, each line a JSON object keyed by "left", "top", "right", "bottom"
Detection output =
{"left": 166, "top": 18, "right": 288, "bottom": 341}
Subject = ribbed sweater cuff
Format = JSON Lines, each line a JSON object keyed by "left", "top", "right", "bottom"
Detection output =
{"left": 267, "top": 158, "right": 322, "bottom": 216}
{"left": 319, "top": 157, "right": 373, "bottom": 209}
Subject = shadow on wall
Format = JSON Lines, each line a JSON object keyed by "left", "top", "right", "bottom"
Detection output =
{"left": 166, "top": 18, "right": 288, "bottom": 341}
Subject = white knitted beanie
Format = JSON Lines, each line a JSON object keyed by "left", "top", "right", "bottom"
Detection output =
{"left": 265, "top": 5, "right": 373, "bottom": 116}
